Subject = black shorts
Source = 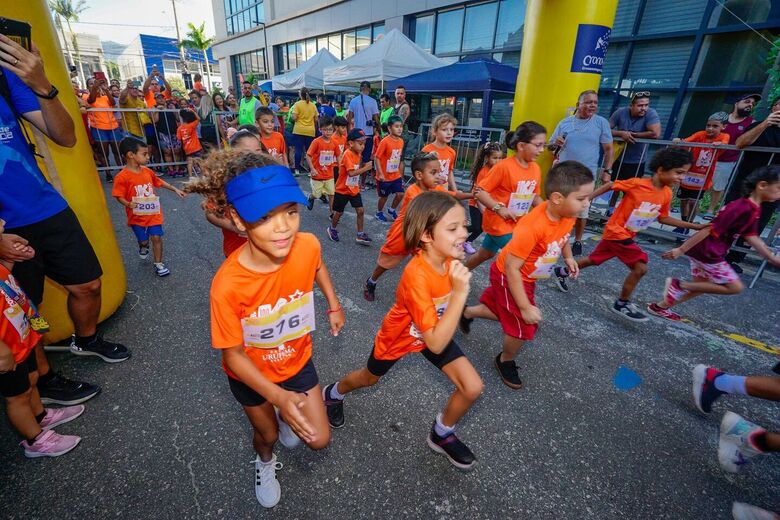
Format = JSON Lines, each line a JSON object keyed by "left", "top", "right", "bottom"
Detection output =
{"left": 613, "top": 162, "right": 646, "bottom": 181}
{"left": 227, "top": 358, "right": 319, "bottom": 407}
{"left": 366, "top": 340, "right": 465, "bottom": 377}
{"left": 0, "top": 350, "right": 37, "bottom": 398}
{"left": 677, "top": 186, "right": 704, "bottom": 200}
{"left": 7, "top": 207, "right": 103, "bottom": 305}
{"left": 332, "top": 192, "right": 363, "bottom": 213}
{"left": 377, "top": 179, "right": 404, "bottom": 198}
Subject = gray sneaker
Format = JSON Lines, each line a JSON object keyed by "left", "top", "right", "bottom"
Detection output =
{"left": 610, "top": 300, "right": 648, "bottom": 322}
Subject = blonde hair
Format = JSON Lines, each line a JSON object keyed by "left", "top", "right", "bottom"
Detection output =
{"left": 402, "top": 191, "right": 459, "bottom": 252}
{"left": 429, "top": 113, "right": 458, "bottom": 141}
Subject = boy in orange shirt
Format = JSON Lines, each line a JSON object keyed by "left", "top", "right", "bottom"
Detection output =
{"left": 177, "top": 109, "right": 202, "bottom": 178}
{"left": 552, "top": 147, "right": 706, "bottom": 321}
{"left": 112, "top": 137, "right": 186, "bottom": 277}
{"left": 331, "top": 116, "right": 348, "bottom": 185}
{"left": 324, "top": 191, "right": 483, "bottom": 470}
{"left": 189, "top": 150, "right": 344, "bottom": 508}
{"left": 374, "top": 115, "right": 406, "bottom": 222}
{"left": 256, "top": 106, "right": 288, "bottom": 166}
{"left": 305, "top": 116, "right": 339, "bottom": 211}
{"left": 327, "top": 129, "right": 374, "bottom": 245}
{"left": 461, "top": 161, "right": 594, "bottom": 389}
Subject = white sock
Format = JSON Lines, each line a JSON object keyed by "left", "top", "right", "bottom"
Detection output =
{"left": 434, "top": 413, "right": 454, "bottom": 437}
{"left": 154, "top": 262, "right": 163, "bottom": 267}
{"left": 714, "top": 374, "right": 748, "bottom": 395}
{"left": 329, "top": 382, "right": 345, "bottom": 401}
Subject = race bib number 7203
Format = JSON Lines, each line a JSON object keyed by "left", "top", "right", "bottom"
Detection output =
{"left": 241, "top": 291, "right": 316, "bottom": 349}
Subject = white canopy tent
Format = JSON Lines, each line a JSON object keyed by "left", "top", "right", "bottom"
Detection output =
{"left": 271, "top": 48, "right": 356, "bottom": 93}
{"left": 323, "top": 29, "right": 447, "bottom": 89}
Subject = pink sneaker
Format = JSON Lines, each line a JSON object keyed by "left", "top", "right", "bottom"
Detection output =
{"left": 39, "top": 405, "right": 85, "bottom": 430}
{"left": 21, "top": 429, "right": 81, "bottom": 458}
{"left": 663, "top": 277, "right": 689, "bottom": 306}
{"left": 647, "top": 302, "right": 682, "bottom": 321}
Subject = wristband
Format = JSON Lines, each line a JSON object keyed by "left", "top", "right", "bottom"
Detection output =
{"left": 326, "top": 306, "right": 343, "bottom": 315}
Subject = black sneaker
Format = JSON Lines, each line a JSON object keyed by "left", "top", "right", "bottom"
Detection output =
{"left": 552, "top": 266, "right": 569, "bottom": 293}
{"left": 426, "top": 423, "right": 476, "bottom": 471}
{"left": 70, "top": 335, "right": 131, "bottom": 363}
{"left": 319, "top": 194, "right": 328, "bottom": 205}
{"left": 458, "top": 309, "right": 473, "bottom": 335}
{"left": 729, "top": 262, "right": 744, "bottom": 274}
{"left": 610, "top": 300, "right": 648, "bottom": 322}
{"left": 322, "top": 383, "right": 345, "bottom": 428}
{"left": 494, "top": 354, "right": 523, "bottom": 389}
{"left": 38, "top": 372, "right": 101, "bottom": 405}
{"left": 306, "top": 196, "right": 315, "bottom": 211}
{"left": 572, "top": 240, "right": 583, "bottom": 256}
{"left": 105, "top": 173, "right": 113, "bottom": 183}
{"left": 363, "top": 279, "right": 376, "bottom": 302}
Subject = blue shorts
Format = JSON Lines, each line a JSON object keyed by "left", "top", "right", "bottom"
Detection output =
{"left": 377, "top": 178, "right": 404, "bottom": 198}
{"left": 91, "top": 127, "right": 120, "bottom": 142}
{"left": 481, "top": 232, "right": 512, "bottom": 254}
{"left": 131, "top": 224, "right": 164, "bottom": 243}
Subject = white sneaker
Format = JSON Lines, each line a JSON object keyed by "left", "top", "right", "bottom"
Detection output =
{"left": 154, "top": 263, "right": 171, "bottom": 277}
{"left": 718, "top": 411, "right": 766, "bottom": 473}
{"left": 253, "top": 454, "right": 282, "bottom": 508}
{"left": 732, "top": 502, "right": 780, "bottom": 520}
{"left": 275, "top": 409, "right": 301, "bottom": 449}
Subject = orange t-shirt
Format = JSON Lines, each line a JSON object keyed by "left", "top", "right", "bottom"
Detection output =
{"left": 87, "top": 94, "right": 118, "bottom": 130}
{"left": 177, "top": 120, "right": 202, "bottom": 155}
{"left": 210, "top": 232, "right": 322, "bottom": 383}
{"left": 260, "top": 131, "right": 287, "bottom": 160}
{"left": 0, "top": 266, "right": 42, "bottom": 363}
{"left": 603, "top": 178, "right": 672, "bottom": 241}
{"left": 478, "top": 156, "right": 542, "bottom": 236}
{"left": 469, "top": 165, "right": 491, "bottom": 207}
{"left": 111, "top": 166, "right": 165, "bottom": 227}
{"left": 422, "top": 143, "right": 456, "bottom": 186}
{"left": 373, "top": 253, "right": 453, "bottom": 360}
{"left": 680, "top": 131, "right": 730, "bottom": 191}
{"left": 375, "top": 135, "right": 405, "bottom": 182}
{"left": 332, "top": 134, "right": 347, "bottom": 159}
{"left": 307, "top": 136, "right": 339, "bottom": 180}
{"left": 335, "top": 149, "right": 362, "bottom": 196}
{"left": 381, "top": 183, "right": 447, "bottom": 256}
{"left": 193, "top": 81, "right": 204, "bottom": 92}
{"left": 222, "top": 229, "right": 247, "bottom": 258}
{"left": 495, "top": 202, "right": 575, "bottom": 283}
{"left": 145, "top": 89, "right": 171, "bottom": 109}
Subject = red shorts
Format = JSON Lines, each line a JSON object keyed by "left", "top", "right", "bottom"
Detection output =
{"left": 479, "top": 262, "right": 538, "bottom": 341}
{"left": 588, "top": 239, "right": 648, "bottom": 268}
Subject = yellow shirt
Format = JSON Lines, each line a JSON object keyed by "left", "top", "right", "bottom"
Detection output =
{"left": 120, "top": 96, "right": 151, "bottom": 137}
{"left": 292, "top": 100, "right": 318, "bottom": 137}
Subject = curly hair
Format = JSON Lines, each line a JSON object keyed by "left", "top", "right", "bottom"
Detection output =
{"left": 184, "top": 149, "right": 278, "bottom": 216}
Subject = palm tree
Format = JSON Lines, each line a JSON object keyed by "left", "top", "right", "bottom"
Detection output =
{"left": 179, "top": 22, "right": 215, "bottom": 91}
{"left": 49, "top": 0, "right": 88, "bottom": 86}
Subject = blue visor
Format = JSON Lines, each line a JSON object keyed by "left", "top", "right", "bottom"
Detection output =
{"left": 225, "top": 165, "right": 309, "bottom": 223}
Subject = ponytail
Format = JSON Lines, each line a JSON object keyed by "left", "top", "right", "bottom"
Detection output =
{"left": 506, "top": 121, "right": 546, "bottom": 151}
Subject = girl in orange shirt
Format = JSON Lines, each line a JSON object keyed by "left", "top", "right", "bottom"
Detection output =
{"left": 324, "top": 191, "right": 483, "bottom": 471}
{"left": 465, "top": 142, "right": 504, "bottom": 255}
{"left": 422, "top": 113, "right": 459, "bottom": 192}
{"left": 465, "top": 121, "right": 546, "bottom": 271}
{"left": 188, "top": 150, "right": 345, "bottom": 508}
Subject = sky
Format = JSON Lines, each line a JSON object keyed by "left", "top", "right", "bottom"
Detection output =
{"left": 66, "top": 0, "right": 216, "bottom": 47}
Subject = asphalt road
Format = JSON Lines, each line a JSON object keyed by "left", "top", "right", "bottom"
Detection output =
{"left": 1, "top": 177, "right": 778, "bottom": 519}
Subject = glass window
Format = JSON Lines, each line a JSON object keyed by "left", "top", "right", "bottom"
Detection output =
{"left": 624, "top": 38, "right": 694, "bottom": 89}
{"left": 638, "top": 0, "right": 708, "bottom": 35}
{"left": 710, "top": 0, "right": 779, "bottom": 27}
{"left": 287, "top": 42, "right": 297, "bottom": 69}
{"left": 276, "top": 46, "right": 286, "bottom": 72}
{"left": 691, "top": 30, "right": 777, "bottom": 88}
{"left": 295, "top": 41, "right": 304, "bottom": 68}
{"left": 305, "top": 38, "right": 317, "bottom": 61}
{"left": 343, "top": 31, "right": 356, "bottom": 58}
{"left": 612, "top": 0, "right": 639, "bottom": 37}
{"left": 600, "top": 42, "right": 628, "bottom": 89}
{"left": 467, "top": 97, "right": 483, "bottom": 126}
{"left": 462, "top": 2, "right": 498, "bottom": 52}
{"left": 328, "top": 33, "right": 342, "bottom": 59}
{"left": 493, "top": 51, "right": 520, "bottom": 67}
{"left": 255, "top": 2, "right": 264, "bottom": 24}
{"left": 356, "top": 26, "right": 371, "bottom": 53}
{"left": 495, "top": 0, "right": 524, "bottom": 49}
{"left": 317, "top": 37, "right": 328, "bottom": 53}
{"left": 413, "top": 14, "right": 434, "bottom": 52}
{"left": 373, "top": 23, "right": 385, "bottom": 42}
{"left": 435, "top": 9, "right": 464, "bottom": 54}
{"left": 224, "top": 0, "right": 230, "bottom": 15}
{"left": 489, "top": 95, "right": 514, "bottom": 128}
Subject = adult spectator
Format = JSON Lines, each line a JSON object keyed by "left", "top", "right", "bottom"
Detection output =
{"left": 0, "top": 34, "right": 129, "bottom": 405}
{"left": 704, "top": 93, "right": 760, "bottom": 219}
{"left": 317, "top": 94, "right": 336, "bottom": 119}
{"left": 142, "top": 65, "right": 172, "bottom": 109}
{"left": 152, "top": 92, "right": 184, "bottom": 176}
{"left": 347, "top": 80, "right": 380, "bottom": 165}
{"left": 237, "top": 80, "right": 261, "bottom": 126}
{"left": 290, "top": 87, "right": 318, "bottom": 173}
{"left": 119, "top": 80, "right": 149, "bottom": 140}
{"left": 190, "top": 89, "right": 217, "bottom": 149}
{"left": 87, "top": 74, "right": 121, "bottom": 180}
{"left": 212, "top": 92, "right": 234, "bottom": 143}
{"left": 723, "top": 96, "right": 780, "bottom": 270}
{"left": 393, "top": 86, "right": 410, "bottom": 126}
{"left": 550, "top": 89, "right": 614, "bottom": 256}
{"left": 334, "top": 101, "right": 345, "bottom": 118}
{"left": 378, "top": 93, "right": 394, "bottom": 136}
{"left": 608, "top": 92, "right": 661, "bottom": 208}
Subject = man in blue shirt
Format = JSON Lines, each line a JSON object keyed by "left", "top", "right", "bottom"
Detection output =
{"left": 609, "top": 92, "right": 662, "bottom": 179}
{"left": 0, "top": 34, "right": 130, "bottom": 404}
{"left": 347, "top": 81, "right": 380, "bottom": 169}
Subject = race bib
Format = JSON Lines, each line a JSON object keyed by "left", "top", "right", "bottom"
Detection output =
{"left": 319, "top": 150, "right": 335, "bottom": 166}
{"left": 132, "top": 196, "right": 161, "bottom": 215}
{"left": 508, "top": 192, "right": 534, "bottom": 216}
{"left": 346, "top": 169, "right": 361, "bottom": 187}
{"left": 410, "top": 293, "right": 450, "bottom": 339}
{"left": 683, "top": 172, "right": 706, "bottom": 188}
{"left": 625, "top": 209, "right": 658, "bottom": 232}
{"left": 387, "top": 149, "right": 402, "bottom": 173}
{"left": 4, "top": 303, "right": 30, "bottom": 341}
{"left": 241, "top": 291, "right": 315, "bottom": 349}
{"left": 530, "top": 256, "right": 558, "bottom": 279}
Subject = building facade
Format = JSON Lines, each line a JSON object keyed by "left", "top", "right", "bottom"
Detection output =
{"left": 210, "top": 0, "right": 779, "bottom": 135}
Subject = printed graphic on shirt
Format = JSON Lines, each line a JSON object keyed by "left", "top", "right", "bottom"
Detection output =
{"left": 409, "top": 293, "right": 450, "bottom": 341}
{"left": 530, "top": 234, "right": 569, "bottom": 279}
{"left": 241, "top": 290, "right": 316, "bottom": 353}
{"left": 319, "top": 150, "right": 336, "bottom": 166}
{"left": 508, "top": 180, "right": 538, "bottom": 216}
{"left": 130, "top": 182, "right": 161, "bottom": 215}
{"left": 625, "top": 201, "right": 661, "bottom": 232}
{"left": 437, "top": 158, "right": 451, "bottom": 184}
{"left": 387, "top": 149, "right": 402, "bottom": 173}
{"left": 1, "top": 277, "right": 31, "bottom": 341}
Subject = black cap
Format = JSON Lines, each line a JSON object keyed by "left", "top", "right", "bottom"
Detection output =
{"left": 737, "top": 93, "right": 762, "bottom": 103}
{"left": 360, "top": 81, "right": 371, "bottom": 89}
{"left": 347, "top": 128, "right": 367, "bottom": 141}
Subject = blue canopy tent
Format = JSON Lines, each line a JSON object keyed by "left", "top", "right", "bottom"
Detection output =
{"left": 386, "top": 58, "right": 518, "bottom": 128}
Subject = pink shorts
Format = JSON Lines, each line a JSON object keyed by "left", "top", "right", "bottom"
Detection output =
{"left": 689, "top": 258, "right": 739, "bottom": 284}
{"left": 478, "top": 262, "right": 538, "bottom": 341}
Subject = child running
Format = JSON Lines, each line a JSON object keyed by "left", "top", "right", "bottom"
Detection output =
{"left": 177, "top": 109, "right": 202, "bottom": 178}
{"left": 305, "top": 116, "right": 338, "bottom": 211}
{"left": 323, "top": 191, "right": 483, "bottom": 470}
{"left": 256, "top": 106, "right": 288, "bottom": 166}
{"left": 460, "top": 161, "right": 595, "bottom": 389}
{"left": 648, "top": 165, "right": 780, "bottom": 320}
{"left": 464, "top": 142, "right": 504, "bottom": 255}
{"left": 331, "top": 116, "right": 348, "bottom": 183}
{"left": 373, "top": 115, "right": 406, "bottom": 222}
{"left": 422, "top": 113, "right": 459, "bottom": 193}
{"left": 112, "top": 136, "right": 186, "bottom": 277}
{"left": 188, "top": 149, "right": 345, "bottom": 508}
{"left": 327, "top": 129, "right": 373, "bottom": 245}
{"left": 551, "top": 147, "right": 706, "bottom": 321}
{"left": 465, "top": 121, "right": 546, "bottom": 270}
